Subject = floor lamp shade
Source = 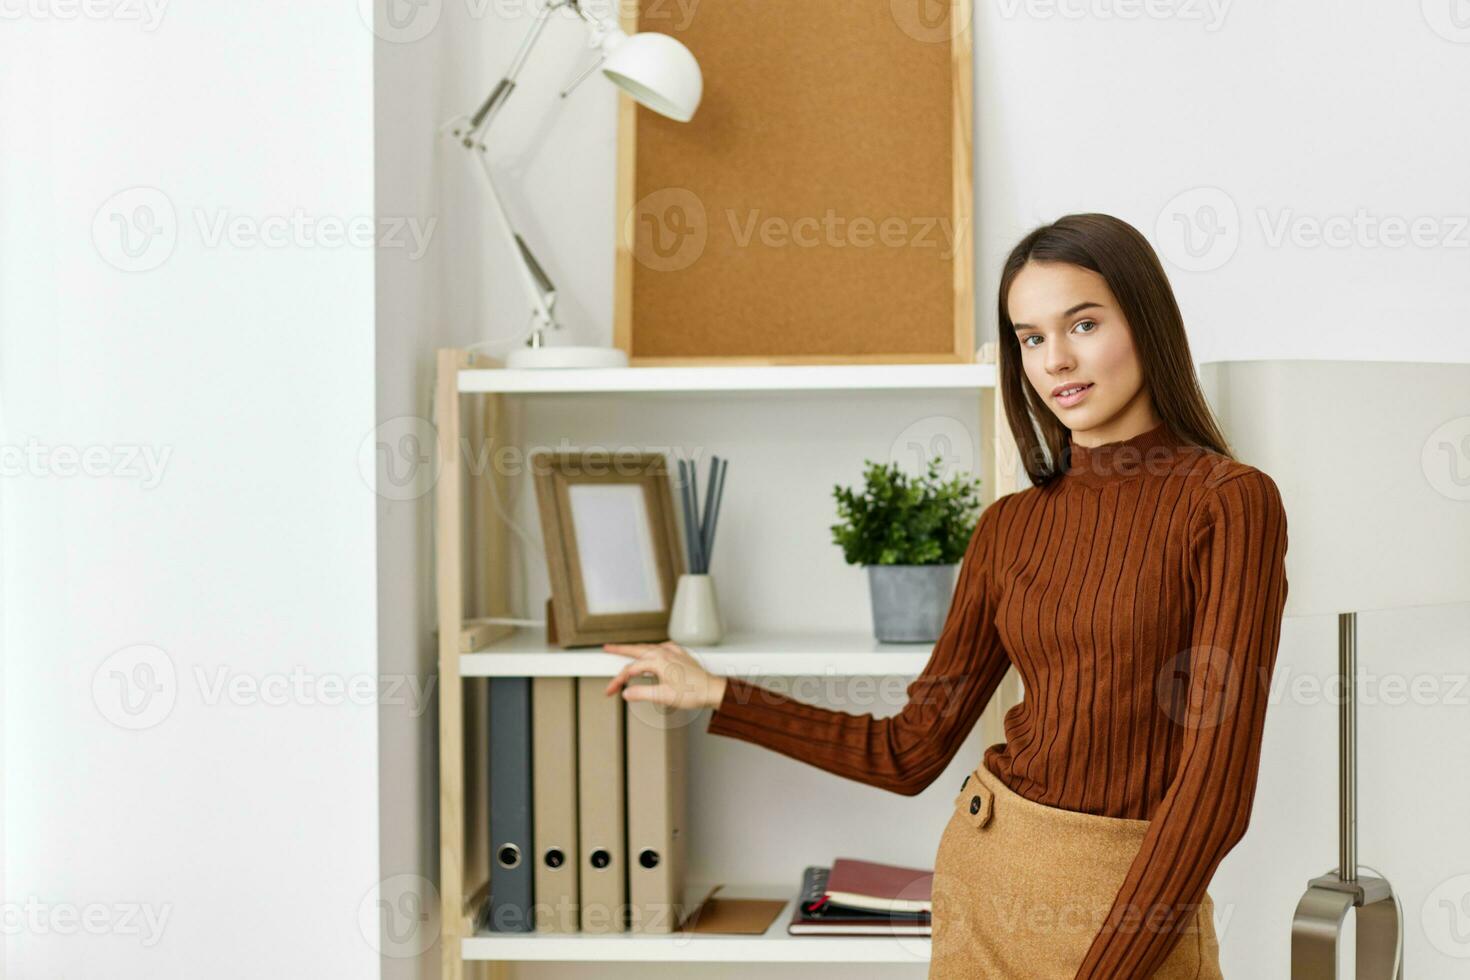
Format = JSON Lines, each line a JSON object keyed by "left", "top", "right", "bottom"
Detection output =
{"left": 1198, "top": 359, "right": 1470, "bottom": 617}
{"left": 1200, "top": 358, "right": 1467, "bottom": 977}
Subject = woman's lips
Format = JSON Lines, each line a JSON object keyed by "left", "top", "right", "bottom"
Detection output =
{"left": 1055, "top": 383, "right": 1094, "bottom": 407}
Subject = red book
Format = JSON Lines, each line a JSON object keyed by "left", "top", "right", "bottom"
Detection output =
{"left": 823, "top": 857, "right": 933, "bottom": 915}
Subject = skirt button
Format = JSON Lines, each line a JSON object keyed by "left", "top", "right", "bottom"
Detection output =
{"left": 964, "top": 787, "right": 994, "bottom": 829}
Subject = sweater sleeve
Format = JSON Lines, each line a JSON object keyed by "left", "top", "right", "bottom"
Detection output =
{"left": 704, "top": 495, "right": 1012, "bottom": 797}
{"left": 1075, "top": 469, "right": 1289, "bottom": 978}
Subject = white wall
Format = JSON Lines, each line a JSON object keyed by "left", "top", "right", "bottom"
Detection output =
{"left": 372, "top": 0, "right": 480, "bottom": 976}
{"left": 0, "top": 6, "right": 381, "bottom": 978}
{"left": 439, "top": 2, "right": 1470, "bottom": 978}
{"left": 974, "top": 0, "right": 1470, "bottom": 365}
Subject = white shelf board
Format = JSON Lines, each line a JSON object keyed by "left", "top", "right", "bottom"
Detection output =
{"left": 461, "top": 886, "right": 932, "bottom": 963}
{"left": 459, "top": 626, "right": 935, "bottom": 677}
{"left": 457, "top": 362, "right": 995, "bottom": 395}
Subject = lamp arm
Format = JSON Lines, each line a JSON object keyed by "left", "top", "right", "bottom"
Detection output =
{"left": 471, "top": 147, "right": 558, "bottom": 336}
{"left": 447, "top": 0, "right": 574, "bottom": 342}
{"left": 462, "top": 0, "right": 565, "bottom": 143}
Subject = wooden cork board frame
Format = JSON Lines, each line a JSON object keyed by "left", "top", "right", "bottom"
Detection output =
{"left": 614, "top": 0, "right": 975, "bottom": 365}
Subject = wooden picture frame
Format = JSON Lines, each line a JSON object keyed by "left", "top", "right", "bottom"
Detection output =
{"left": 614, "top": 0, "right": 975, "bottom": 365}
{"left": 532, "top": 451, "right": 686, "bottom": 648}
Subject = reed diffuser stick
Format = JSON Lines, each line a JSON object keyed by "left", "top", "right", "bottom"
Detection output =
{"left": 697, "top": 454, "right": 720, "bottom": 574}
{"left": 677, "top": 458, "right": 699, "bottom": 572}
{"left": 701, "top": 457, "right": 727, "bottom": 571}
{"left": 688, "top": 458, "right": 704, "bottom": 573}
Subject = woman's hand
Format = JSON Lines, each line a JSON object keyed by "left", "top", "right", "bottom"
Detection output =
{"left": 602, "top": 640, "right": 728, "bottom": 711}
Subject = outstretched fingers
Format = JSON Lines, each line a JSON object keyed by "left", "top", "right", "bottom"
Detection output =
{"left": 602, "top": 643, "right": 665, "bottom": 697}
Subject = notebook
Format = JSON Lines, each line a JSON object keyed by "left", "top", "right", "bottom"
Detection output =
{"left": 787, "top": 866, "right": 932, "bottom": 936}
{"left": 824, "top": 857, "right": 934, "bottom": 915}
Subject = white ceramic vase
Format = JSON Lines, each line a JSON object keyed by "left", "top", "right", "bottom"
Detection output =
{"left": 668, "top": 573, "right": 724, "bottom": 646}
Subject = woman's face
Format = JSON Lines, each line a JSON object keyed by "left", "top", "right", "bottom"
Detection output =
{"left": 1006, "top": 259, "right": 1159, "bottom": 445}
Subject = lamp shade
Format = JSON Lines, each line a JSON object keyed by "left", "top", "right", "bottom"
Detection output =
{"left": 601, "top": 29, "right": 702, "bottom": 122}
{"left": 1199, "top": 359, "right": 1470, "bottom": 617}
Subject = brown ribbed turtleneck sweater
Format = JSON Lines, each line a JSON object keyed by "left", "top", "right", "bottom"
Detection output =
{"left": 706, "top": 421, "right": 1289, "bottom": 978}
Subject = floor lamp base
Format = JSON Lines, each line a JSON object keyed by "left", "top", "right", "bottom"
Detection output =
{"left": 1291, "top": 871, "right": 1402, "bottom": 979}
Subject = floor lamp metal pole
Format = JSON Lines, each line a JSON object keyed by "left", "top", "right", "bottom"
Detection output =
{"left": 1289, "top": 612, "right": 1401, "bottom": 978}
{"left": 1339, "top": 613, "right": 1356, "bottom": 883}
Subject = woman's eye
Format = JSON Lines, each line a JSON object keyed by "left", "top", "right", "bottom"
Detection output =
{"left": 1020, "top": 334, "right": 1041, "bottom": 348}
{"left": 1074, "top": 319, "right": 1097, "bottom": 334}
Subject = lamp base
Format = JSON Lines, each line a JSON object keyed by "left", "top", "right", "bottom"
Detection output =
{"left": 504, "top": 345, "right": 629, "bottom": 370}
{"left": 1291, "top": 871, "right": 1402, "bottom": 978}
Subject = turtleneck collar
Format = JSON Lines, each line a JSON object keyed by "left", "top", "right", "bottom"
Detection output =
{"left": 1063, "top": 420, "right": 1190, "bottom": 488}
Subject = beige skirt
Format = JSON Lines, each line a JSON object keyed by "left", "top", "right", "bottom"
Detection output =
{"left": 929, "top": 759, "right": 1223, "bottom": 979}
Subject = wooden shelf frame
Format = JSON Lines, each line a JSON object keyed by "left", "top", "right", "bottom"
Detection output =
{"left": 434, "top": 348, "right": 1023, "bottom": 979}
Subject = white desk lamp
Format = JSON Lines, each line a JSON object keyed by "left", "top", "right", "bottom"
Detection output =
{"left": 1200, "top": 358, "right": 1470, "bottom": 979}
{"left": 441, "top": 0, "right": 703, "bottom": 369}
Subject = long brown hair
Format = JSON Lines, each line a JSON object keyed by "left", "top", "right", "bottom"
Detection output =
{"left": 996, "top": 213, "right": 1233, "bottom": 488}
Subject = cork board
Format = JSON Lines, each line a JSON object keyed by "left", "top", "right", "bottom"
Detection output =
{"left": 613, "top": 0, "right": 974, "bottom": 365}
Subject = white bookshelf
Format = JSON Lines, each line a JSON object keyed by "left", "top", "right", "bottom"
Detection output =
{"left": 460, "top": 625, "right": 935, "bottom": 678}
{"left": 435, "top": 350, "right": 1019, "bottom": 979}
{"left": 457, "top": 362, "right": 997, "bottom": 396}
{"left": 461, "top": 886, "right": 931, "bottom": 963}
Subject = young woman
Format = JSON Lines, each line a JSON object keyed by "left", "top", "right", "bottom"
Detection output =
{"left": 603, "top": 213, "right": 1289, "bottom": 979}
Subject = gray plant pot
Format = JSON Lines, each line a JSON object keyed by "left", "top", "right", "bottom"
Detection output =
{"left": 866, "top": 563, "right": 959, "bottom": 643}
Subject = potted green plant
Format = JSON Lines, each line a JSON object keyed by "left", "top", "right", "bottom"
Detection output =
{"left": 830, "top": 456, "right": 984, "bottom": 643}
